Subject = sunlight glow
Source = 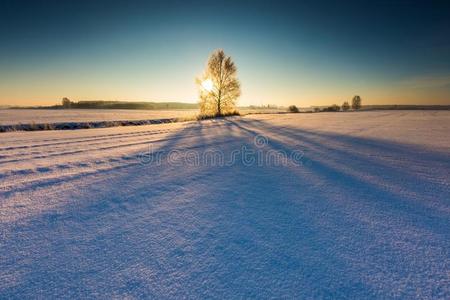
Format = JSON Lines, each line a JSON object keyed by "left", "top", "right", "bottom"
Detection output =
{"left": 201, "top": 79, "right": 214, "bottom": 92}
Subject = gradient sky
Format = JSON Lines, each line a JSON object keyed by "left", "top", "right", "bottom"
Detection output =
{"left": 1, "top": 0, "right": 449, "bottom": 106}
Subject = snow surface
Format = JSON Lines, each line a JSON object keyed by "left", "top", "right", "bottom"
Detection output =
{"left": 0, "top": 108, "right": 284, "bottom": 126}
{"left": 0, "top": 111, "right": 449, "bottom": 298}
{"left": 0, "top": 109, "right": 198, "bottom": 125}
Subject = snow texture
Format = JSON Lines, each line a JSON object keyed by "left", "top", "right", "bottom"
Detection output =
{"left": 0, "top": 111, "right": 449, "bottom": 298}
{"left": 0, "top": 109, "right": 198, "bottom": 125}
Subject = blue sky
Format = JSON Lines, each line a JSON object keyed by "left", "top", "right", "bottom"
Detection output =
{"left": 1, "top": 0, "right": 449, "bottom": 106}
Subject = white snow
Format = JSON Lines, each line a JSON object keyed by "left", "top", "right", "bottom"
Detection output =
{"left": 0, "top": 111, "right": 449, "bottom": 298}
{"left": 0, "top": 108, "right": 284, "bottom": 126}
{"left": 0, "top": 109, "right": 198, "bottom": 125}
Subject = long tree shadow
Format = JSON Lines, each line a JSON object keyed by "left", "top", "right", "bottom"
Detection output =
{"left": 227, "top": 118, "right": 450, "bottom": 233}
{"left": 0, "top": 119, "right": 254, "bottom": 297}
{"left": 235, "top": 118, "right": 450, "bottom": 200}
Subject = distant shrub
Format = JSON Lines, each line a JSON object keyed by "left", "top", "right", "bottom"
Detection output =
{"left": 323, "top": 104, "right": 340, "bottom": 112}
{"left": 342, "top": 101, "right": 350, "bottom": 111}
{"left": 62, "top": 97, "right": 72, "bottom": 108}
{"left": 288, "top": 105, "right": 300, "bottom": 113}
{"left": 197, "top": 110, "right": 240, "bottom": 120}
{"left": 314, "top": 107, "right": 321, "bottom": 112}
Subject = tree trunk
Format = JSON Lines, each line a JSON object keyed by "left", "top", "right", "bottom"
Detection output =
{"left": 217, "top": 57, "right": 223, "bottom": 116}
{"left": 217, "top": 91, "right": 221, "bottom": 116}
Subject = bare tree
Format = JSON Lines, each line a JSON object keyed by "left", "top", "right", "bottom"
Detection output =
{"left": 196, "top": 49, "right": 241, "bottom": 116}
{"left": 352, "top": 95, "right": 362, "bottom": 110}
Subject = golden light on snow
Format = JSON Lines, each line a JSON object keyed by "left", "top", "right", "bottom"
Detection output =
{"left": 201, "top": 79, "right": 214, "bottom": 92}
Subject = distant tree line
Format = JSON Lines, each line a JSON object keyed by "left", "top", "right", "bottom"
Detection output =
{"left": 288, "top": 95, "right": 363, "bottom": 113}
{"left": 59, "top": 99, "right": 198, "bottom": 110}
{"left": 249, "top": 104, "right": 280, "bottom": 109}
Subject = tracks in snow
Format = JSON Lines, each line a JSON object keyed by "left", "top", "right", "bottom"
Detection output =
{"left": 0, "top": 121, "right": 237, "bottom": 196}
{"left": 0, "top": 124, "right": 187, "bottom": 194}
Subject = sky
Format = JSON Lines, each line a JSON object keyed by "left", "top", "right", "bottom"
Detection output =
{"left": 1, "top": 0, "right": 449, "bottom": 107}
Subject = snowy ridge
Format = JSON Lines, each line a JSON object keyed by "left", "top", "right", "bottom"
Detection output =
{"left": 0, "top": 117, "right": 181, "bottom": 132}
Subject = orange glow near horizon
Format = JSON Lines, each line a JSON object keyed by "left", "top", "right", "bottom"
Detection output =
{"left": 1, "top": 62, "right": 449, "bottom": 107}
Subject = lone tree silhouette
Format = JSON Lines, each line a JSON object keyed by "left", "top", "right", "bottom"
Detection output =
{"left": 196, "top": 49, "right": 241, "bottom": 116}
{"left": 352, "top": 95, "right": 362, "bottom": 110}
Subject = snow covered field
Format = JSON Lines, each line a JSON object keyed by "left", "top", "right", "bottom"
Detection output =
{"left": 0, "top": 111, "right": 449, "bottom": 298}
{"left": 0, "top": 109, "right": 199, "bottom": 125}
{"left": 0, "top": 108, "right": 284, "bottom": 126}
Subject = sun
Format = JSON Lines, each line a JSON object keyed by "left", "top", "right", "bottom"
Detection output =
{"left": 201, "top": 79, "right": 214, "bottom": 92}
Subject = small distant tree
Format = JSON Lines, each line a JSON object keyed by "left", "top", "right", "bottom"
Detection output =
{"left": 323, "top": 104, "right": 340, "bottom": 112}
{"left": 342, "top": 101, "right": 350, "bottom": 111}
{"left": 332, "top": 104, "right": 340, "bottom": 111}
{"left": 288, "top": 105, "right": 300, "bottom": 113}
{"left": 196, "top": 49, "right": 241, "bottom": 116}
{"left": 352, "top": 95, "right": 362, "bottom": 110}
{"left": 62, "top": 97, "right": 72, "bottom": 108}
